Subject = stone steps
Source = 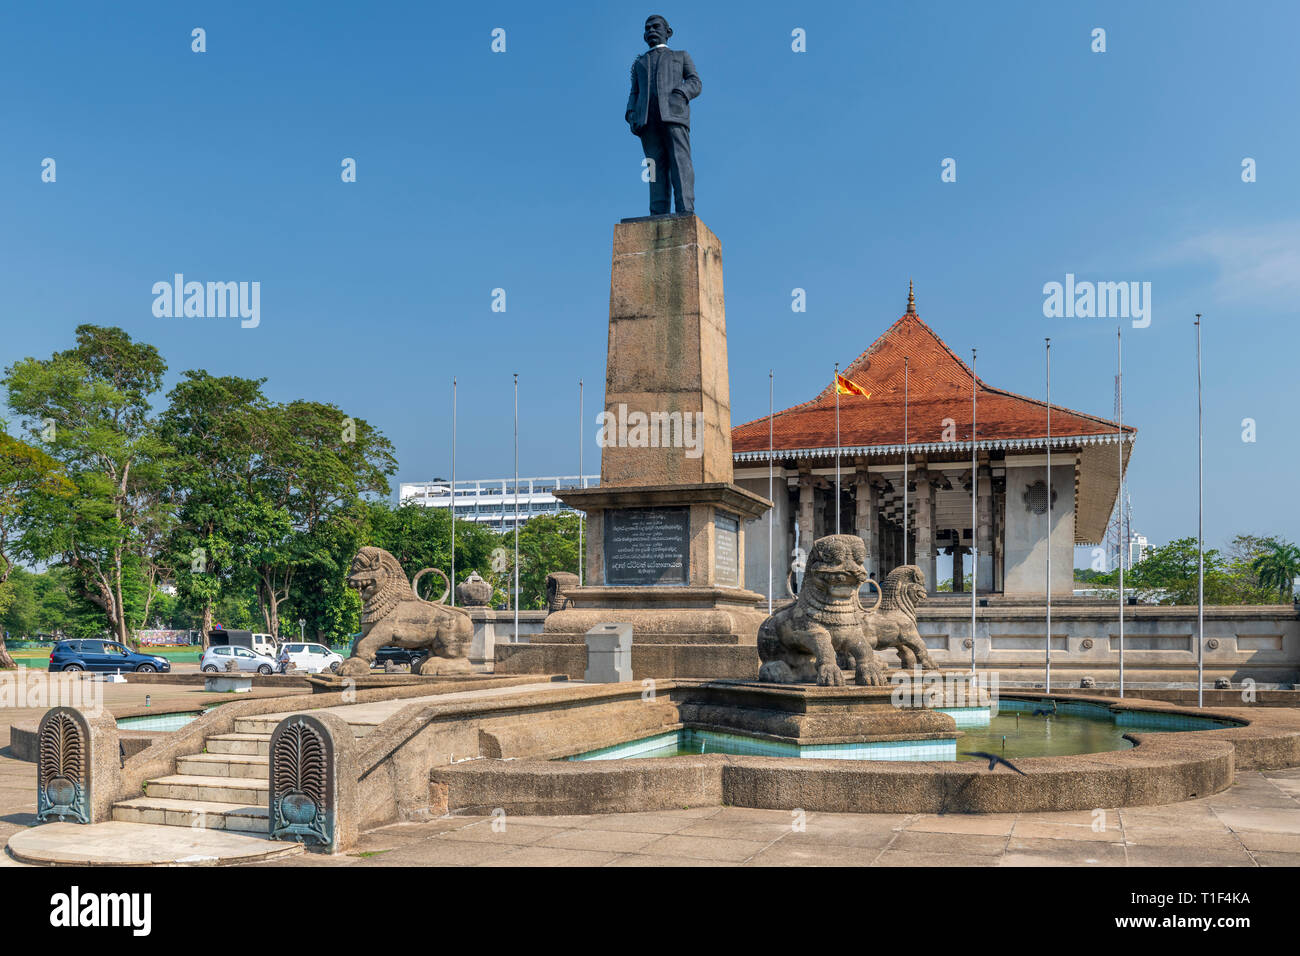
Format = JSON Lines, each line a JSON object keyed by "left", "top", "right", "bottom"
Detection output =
{"left": 112, "top": 797, "right": 268, "bottom": 836}
{"left": 234, "top": 716, "right": 284, "bottom": 736}
{"left": 102, "top": 708, "right": 370, "bottom": 850}
{"left": 145, "top": 773, "right": 270, "bottom": 805}
{"left": 235, "top": 714, "right": 377, "bottom": 737}
{"left": 176, "top": 752, "right": 269, "bottom": 779}
{"left": 206, "top": 732, "right": 272, "bottom": 756}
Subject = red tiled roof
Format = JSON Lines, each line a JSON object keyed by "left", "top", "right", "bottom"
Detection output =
{"left": 732, "top": 308, "right": 1135, "bottom": 455}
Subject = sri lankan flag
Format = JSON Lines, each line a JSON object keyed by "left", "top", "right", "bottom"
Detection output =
{"left": 835, "top": 373, "right": 870, "bottom": 398}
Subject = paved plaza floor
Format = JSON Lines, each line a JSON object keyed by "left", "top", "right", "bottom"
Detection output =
{"left": 245, "top": 767, "right": 1300, "bottom": 867}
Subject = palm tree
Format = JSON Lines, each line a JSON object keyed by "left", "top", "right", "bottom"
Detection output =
{"left": 1252, "top": 541, "right": 1300, "bottom": 601}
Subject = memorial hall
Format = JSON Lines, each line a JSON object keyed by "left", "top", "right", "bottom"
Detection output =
{"left": 732, "top": 286, "right": 1136, "bottom": 598}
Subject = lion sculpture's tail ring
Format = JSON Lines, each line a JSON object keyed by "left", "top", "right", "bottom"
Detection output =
{"left": 411, "top": 567, "right": 451, "bottom": 604}
{"left": 860, "top": 578, "right": 882, "bottom": 613}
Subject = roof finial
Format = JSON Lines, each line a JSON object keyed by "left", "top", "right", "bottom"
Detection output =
{"left": 907, "top": 279, "right": 916, "bottom": 315}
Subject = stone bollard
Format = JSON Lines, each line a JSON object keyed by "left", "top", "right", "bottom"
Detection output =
{"left": 36, "top": 706, "right": 121, "bottom": 825}
{"left": 225, "top": 659, "right": 239, "bottom": 673}
{"left": 584, "top": 623, "right": 633, "bottom": 683}
{"left": 268, "top": 712, "right": 359, "bottom": 853}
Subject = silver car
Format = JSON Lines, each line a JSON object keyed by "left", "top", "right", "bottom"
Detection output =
{"left": 200, "top": 645, "right": 277, "bottom": 675}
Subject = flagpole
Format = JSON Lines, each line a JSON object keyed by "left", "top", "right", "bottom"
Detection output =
{"left": 1196, "top": 315, "right": 1204, "bottom": 707}
{"left": 1117, "top": 327, "right": 1125, "bottom": 697}
{"left": 1045, "top": 338, "right": 1052, "bottom": 694}
{"left": 578, "top": 378, "right": 584, "bottom": 587}
{"left": 903, "top": 357, "right": 909, "bottom": 566}
{"left": 451, "top": 376, "right": 457, "bottom": 606}
{"left": 835, "top": 362, "right": 841, "bottom": 534}
{"left": 971, "top": 348, "right": 977, "bottom": 676}
{"left": 759, "top": 369, "right": 769, "bottom": 616}
{"left": 513, "top": 372, "right": 519, "bottom": 642}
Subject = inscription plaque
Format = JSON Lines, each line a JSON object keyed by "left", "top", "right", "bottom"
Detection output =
{"left": 604, "top": 507, "right": 690, "bottom": 586}
{"left": 714, "top": 511, "right": 740, "bottom": 587}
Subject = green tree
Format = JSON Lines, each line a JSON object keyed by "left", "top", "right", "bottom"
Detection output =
{"left": 159, "top": 371, "right": 291, "bottom": 646}
{"left": 363, "top": 501, "right": 502, "bottom": 595}
{"left": 1116, "top": 537, "right": 1236, "bottom": 604}
{"left": 1251, "top": 540, "right": 1300, "bottom": 601}
{"left": 511, "top": 512, "right": 582, "bottom": 610}
{"left": 251, "top": 401, "right": 396, "bottom": 637}
{"left": 0, "top": 566, "right": 38, "bottom": 639}
{"left": 0, "top": 424, "right": 75, "bottom": 666}
{"left": 4, "top": 326, "right": 171, "bottom": 644}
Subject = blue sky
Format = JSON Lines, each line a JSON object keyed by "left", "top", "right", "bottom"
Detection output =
{"left": 2, "top": 1, "right": 1297, "bottom": 564}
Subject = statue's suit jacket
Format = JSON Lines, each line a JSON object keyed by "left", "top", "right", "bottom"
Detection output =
{"left": 625, "top": 47, "right": 701, "bottom": 131}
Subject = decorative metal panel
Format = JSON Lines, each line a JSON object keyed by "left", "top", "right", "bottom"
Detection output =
{"left": 269, "top": 715, "right": 335, "bottom": 847}
{"left": 37, "top": 709, "right": 90, "bottom": 824}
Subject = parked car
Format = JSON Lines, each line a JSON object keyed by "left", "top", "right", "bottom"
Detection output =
{"left": 200, "top": 645, "right": 278, "bottom": 675}
{"left": 372, "top": 646, "right": 427, "bottom": 670}
{"left": 48, "top": 640, "right": 171, "bottom": 674}
{"left": 277, "top": 642, "right": 343, "bottom": 674}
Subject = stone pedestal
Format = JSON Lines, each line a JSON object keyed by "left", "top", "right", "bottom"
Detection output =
{"left": 673, "top": 681, "right": 958, "bottom": 744}
{"left": 542, "top": 215, "right": 772, "bottom": 654}
{"left": 584, "top": 623, "right": 633, "bottom": 683}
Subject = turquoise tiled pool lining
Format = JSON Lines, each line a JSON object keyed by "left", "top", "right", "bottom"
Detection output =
{"left": 566, "top": 728, "right": 956, "bottom": 762}
{"left": 935, "top": 706, "right": 991, "bottom": 728}
{"left": 115, "top": 711, "right": 203, "bottom": 732}
{"left": 997, "top": 697, "right": 1239, "bottom": 731}
{"left": 564, "top": 697, "right": 1240, "bottom": 762}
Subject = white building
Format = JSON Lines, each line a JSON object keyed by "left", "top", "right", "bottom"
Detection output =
{"left": 399, "top": 475, "right": 600, "bottom": 531}
{"left": 1128, "top": 532, "right": 1149, "bottom": 567}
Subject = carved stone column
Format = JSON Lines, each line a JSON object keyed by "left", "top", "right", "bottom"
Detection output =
{"left": 797, "top": 469, "right": 814, "bottom": 554}
{"left": 853, "top": 466, "right": 879, "bottom": 578}
{"left": 976, "top": 462, "right": 994, "bottom": 591}
{"left": 913, "top": 470, "right": 937, "bottom": 591}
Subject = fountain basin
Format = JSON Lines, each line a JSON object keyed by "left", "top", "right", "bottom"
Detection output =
{"left": 563, "top": 693, "right": 1240, "bottom": 762}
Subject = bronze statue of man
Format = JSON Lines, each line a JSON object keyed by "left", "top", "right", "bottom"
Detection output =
{"left": 625, "top": 15, "right": 701, "bottom": 215}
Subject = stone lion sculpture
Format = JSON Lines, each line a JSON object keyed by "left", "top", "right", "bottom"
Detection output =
{"left": 757, "top": 535, "right": 884, "bottom": 686}
{"left": 339, "top": 546, "right": 473, "bottom": 678}
{"left": 870, "top": 564, "right": 938, "bottom": 671}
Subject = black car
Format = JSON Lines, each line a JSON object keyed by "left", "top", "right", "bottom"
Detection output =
{"left": 48, "top": 639, "right": 171, "bottom": 674}
{"left": 372, "top": 646, "right": 427, "bottom": 669}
